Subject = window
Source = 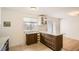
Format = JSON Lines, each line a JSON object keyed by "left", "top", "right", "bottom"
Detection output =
{"left": 24, "top": 17, "right": 40, "bottom": 31}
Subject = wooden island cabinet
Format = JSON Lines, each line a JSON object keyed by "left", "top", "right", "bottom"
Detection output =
{"left": 25, "top": 32, "right": 63, "bottom": 51}
{"left": 26, "top": 33, "right": 38, "bottom": 45}
{"left": 40, "top": 33, "right": 63, "bottom": 51}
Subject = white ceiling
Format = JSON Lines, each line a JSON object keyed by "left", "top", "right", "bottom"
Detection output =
{"left": 3, "top": 7, "right": 79, "bottom": 18}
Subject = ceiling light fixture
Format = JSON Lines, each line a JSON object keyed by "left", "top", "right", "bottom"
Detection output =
{"left": 68, "top": 11, "right": 79, "bottom": 16}
{"left": 29, "top": 7, "right": 39, "bottom": 11}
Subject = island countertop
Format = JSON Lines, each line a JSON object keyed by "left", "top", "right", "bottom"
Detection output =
{"left": 39, "top": 31, "right": 63, "bottom": 36}
{"left": 24, "top": 30, "right": 62, "bottom": 36}
{"left": 24, "top": 30, "right": 39, "bottom": 34}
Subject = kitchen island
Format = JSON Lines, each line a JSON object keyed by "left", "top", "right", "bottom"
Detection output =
{"left": 25, "top": 31, "right": 63, "bottom": 51}
{"left": 40, "top": 32, "right": 63, "bottom": 51}
{"left": 25, "top": 31, "right": 38, "bottom": 45}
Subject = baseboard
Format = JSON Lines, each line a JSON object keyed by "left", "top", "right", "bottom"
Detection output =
{"left": 63, "top": 36, "right": 79, "bottom": 40}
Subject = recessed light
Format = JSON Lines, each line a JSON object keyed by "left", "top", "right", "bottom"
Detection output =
{"left": 29, "top": 7, "right": 39, "bottom": 11}
{"left": 68, "top": 11, "right": 79, "bottom": 16}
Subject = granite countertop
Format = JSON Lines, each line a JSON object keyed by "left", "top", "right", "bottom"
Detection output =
{"left": 24, "top": 30, "right": 62, "bottom": 36}
{"left": 24, "top": 30, "right": 39, "bottom": 34}
{"left": 25, "top": 32, "right": 38, "bottom": 34}
{"left": 40, "top": 31, "right": 63, "bottom": 36}
{"left": 0, "top": 36, "right": 9, "bottom": 51}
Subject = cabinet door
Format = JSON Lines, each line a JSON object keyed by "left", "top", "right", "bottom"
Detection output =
{"left": 40, "top": 33, "right": 63, "bottom": 51}
{"left": 26, "top": 34, "right": 37, "bottom": 45}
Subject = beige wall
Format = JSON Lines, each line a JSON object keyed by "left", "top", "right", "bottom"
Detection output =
{"left": 61, "top": 17, "right": 79, "bottom": 40}
{"left": 47, "top": 15, "right": 79, "bottom": 40}
{"left": 1, "top": 8, "right": 47, "bottom": 47}
{"left": 1, "top": 8, "right": 26, "bottom": 47}
{"left": 0, "top": 8, "right": 1, "bottom": 26}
